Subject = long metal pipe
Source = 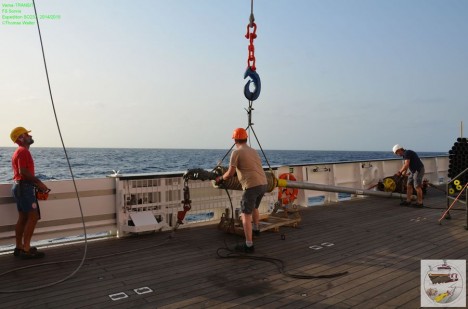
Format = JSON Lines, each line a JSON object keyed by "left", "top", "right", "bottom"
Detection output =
{"left": 209, "top": 167, "right": 415, "bottom": 200}
{"left": 277, "top": 179, "right": 416, "bottom": 200}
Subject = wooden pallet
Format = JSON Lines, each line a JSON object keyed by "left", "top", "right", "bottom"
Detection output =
{"left": 217, "top": 204, "right": 301, "bottom": 235}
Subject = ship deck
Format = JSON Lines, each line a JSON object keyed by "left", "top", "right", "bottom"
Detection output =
{"left": 0, "top": 187, "right": 467, "bottom": 308}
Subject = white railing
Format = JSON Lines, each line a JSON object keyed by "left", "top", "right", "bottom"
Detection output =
{"left": 277, "top": 156, "right": 448, "bottom": 205}
{"left": 0, "top": 156, "right": 449, "bottom": 249}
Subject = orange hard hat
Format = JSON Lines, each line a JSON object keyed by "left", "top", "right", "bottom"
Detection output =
{"left": 232, "top": 128, "right": 248, "bottom": 140}
{"left": 10, "top": 127, "right": 31, "bottom": 143}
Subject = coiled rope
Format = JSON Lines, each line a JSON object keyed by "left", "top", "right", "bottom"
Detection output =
{"left": 216, "top": 247, "right": 348, "bottom": 279}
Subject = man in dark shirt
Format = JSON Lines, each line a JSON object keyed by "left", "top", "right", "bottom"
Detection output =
{"left": 392, "top": 144, "right": 425, "bottom": 207}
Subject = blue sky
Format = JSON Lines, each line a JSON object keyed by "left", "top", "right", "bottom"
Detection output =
{"left": 1, "top": 0, "right": 467, "bottom": 152}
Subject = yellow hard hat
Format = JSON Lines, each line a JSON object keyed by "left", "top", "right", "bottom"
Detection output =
{"left": 10, "top": 127, "right": 31, "bottom": 143}
{"left": 232, "top": 128, "right": 248, "bottom": 140}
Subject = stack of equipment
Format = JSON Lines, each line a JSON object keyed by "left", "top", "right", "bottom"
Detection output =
{"left": 448, "top": 138, "right": 468, "bottom": 196}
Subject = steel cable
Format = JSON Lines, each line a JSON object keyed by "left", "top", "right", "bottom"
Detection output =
{"left": 216, "top": 247, "right": 348, "bottom": 279}
{"left": 0, "top": 0, "right": 87, "bottom": 293}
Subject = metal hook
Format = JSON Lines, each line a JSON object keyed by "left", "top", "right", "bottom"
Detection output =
{"left": 244, "top": 67, "right": 261, "bottom": 101}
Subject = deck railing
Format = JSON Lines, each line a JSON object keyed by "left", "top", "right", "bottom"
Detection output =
{"left": 0, "top": 156, "right": 449, "bottom": 250}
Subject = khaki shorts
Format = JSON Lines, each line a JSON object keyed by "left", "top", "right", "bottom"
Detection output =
{"left": 408, "top": 167, "right": 425, "bottom": 187}
{"left": 241, "top": 184, "right": 267, "bottom": 214}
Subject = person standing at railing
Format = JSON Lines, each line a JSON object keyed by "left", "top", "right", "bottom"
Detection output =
{"left": 10, "top": 127, "right": 49, "bottom": 259}
{"left": 392, "top": 144, "right": 425, "bottom": 207}
{"left": 215, "top": 128, "right": 268, "bottom": 253}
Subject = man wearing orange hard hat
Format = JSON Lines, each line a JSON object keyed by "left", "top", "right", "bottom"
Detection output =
{"left": 215, "top": 128, "right": 268, "bottom": 253}
{"left": 10, "top": 126, "right": 49, "bottom": 259}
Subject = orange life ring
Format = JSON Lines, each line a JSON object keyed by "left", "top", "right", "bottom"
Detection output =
{"left": 277, "top": 173, "right": 299, "bottom": 205}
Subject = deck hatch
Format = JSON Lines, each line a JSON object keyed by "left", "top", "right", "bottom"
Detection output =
{"left": 108, "top": 292, "right": 128, "bottom": 301}
{"left": 134, "top": 287, "right": 153, "bottom": 295}
{"left": 309, "top": 245, "right": 323, "bottom": 250}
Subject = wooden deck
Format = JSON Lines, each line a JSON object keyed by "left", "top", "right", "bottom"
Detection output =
{"left": 0, "top": 188, "right": 467, "bottom": 308}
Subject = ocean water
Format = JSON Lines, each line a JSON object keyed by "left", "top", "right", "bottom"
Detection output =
{"left": 0, "top": 147, "right": 446, "bottom": 183}
{"left": 0, "top": 147, "right": 448, "bottom": 251}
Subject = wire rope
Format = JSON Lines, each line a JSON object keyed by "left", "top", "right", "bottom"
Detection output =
{"left": 0, "top": 236, "right": 172, "bottom": 279}
{"left": 249, "top": 0, "right": 255, "bottom": 26}
{"left": 0, "top": 0, "right": 87, "bottom": 293}
{"left": 216, "top": 247, "right": 348, "bottom": 279}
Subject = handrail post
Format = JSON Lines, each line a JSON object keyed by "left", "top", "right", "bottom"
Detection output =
{"left": 445, "top": 167, "right": 468, "bottom": 223}
{"left": 465, "top": 185, "right": 468, "bottom": 230}
{"left": 446, "top": 180, "right": 451, "bottom": 219}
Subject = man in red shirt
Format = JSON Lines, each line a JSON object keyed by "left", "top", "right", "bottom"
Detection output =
{"left": 10, "top": 127, "right": 49, "bottom": 259}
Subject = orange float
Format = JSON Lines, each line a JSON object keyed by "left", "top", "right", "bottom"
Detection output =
{"left": 277, "top": 173, "right": 299, "bottom": 205}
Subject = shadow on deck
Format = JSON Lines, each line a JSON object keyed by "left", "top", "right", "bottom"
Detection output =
{"left": 0, "top": 188, "right": 467, "bottom": 308}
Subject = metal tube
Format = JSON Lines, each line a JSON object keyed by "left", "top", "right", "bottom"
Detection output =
{"left": 277, "top": 179, "right": 416, "bottom": 200}
{"left": 212, "top": 166, "right": 415, "bottom": 200}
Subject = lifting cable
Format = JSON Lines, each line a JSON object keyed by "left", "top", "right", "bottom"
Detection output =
{"left": 216, "top": 0, "right": 272, "bottom": 176}
{"left": 0, "top": 0, "right": 88, "bottom": 293}
{"left": 214, "top": 0, "right": 270, "bottom": 239}
{"left": 243, "top": 0, "right": 273, "bottom": 175}
{"left": 214, "top": 0, "right": 348, "bottom": 280}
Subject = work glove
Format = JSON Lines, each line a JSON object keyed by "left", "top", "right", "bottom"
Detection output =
{"left": 215, "top": 176, "right": 224, "bottom": 186}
